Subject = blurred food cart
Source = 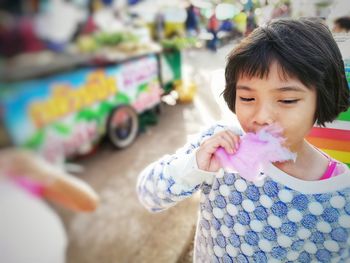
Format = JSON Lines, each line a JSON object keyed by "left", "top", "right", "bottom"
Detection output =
{"left": 0, "top": 0, "right": 200, "bottom": 164}
{"left": 0, "top": 49, "right": 159, "bottom": 161}
{"left": 0, "top": 28, "right": 183, "bottom": 164}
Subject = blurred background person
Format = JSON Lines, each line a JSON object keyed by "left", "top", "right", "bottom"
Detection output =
{"left": 271, "top": 2, "right": 291, "bottom": 19}
{"left": 219, "top": 18, "right": 234, "bottom": 33}
{"left": 185, "top": 4, "right": 199, "bottom": 37}
{"left": 207, "top": 12, "right": 219, "bottom": 51}
{"left": 333, "top": 16, "right": 350, "bottom": 33}
{"left": 245, "top": 9, "right": 257, "bottom": 36}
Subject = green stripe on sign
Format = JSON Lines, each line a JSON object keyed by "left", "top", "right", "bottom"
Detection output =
{"left": 338, "top": 108, "right": 350, "bottom": 121}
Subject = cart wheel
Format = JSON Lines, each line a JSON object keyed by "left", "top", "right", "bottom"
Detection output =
{"left": 107, "top": 105, "right": 139, "bottom": 149}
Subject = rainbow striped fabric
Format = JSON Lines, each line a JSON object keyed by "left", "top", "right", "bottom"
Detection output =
{"left": 306, "top": 59, "right": 350, "bottom": 168}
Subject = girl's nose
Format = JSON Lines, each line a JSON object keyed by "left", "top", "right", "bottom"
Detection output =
{"left": 252, "top": 104, "right": 275, "bottom": 127}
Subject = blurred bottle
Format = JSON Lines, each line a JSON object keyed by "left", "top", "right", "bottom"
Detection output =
{"left": 0, "top": 148, "right": 99, "bottom": 263}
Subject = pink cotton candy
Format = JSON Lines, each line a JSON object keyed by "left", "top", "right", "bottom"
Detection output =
{"left": 214, "top": 125, "right": 296, "bottom": 182}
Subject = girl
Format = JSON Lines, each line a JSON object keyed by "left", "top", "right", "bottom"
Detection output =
{"left": 137, "top": 18, "right": 350, "bottom": 262}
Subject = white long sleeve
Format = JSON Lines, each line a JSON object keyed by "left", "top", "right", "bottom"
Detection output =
{"left": 136, "top": 125, "right": 230, "bottom": 212}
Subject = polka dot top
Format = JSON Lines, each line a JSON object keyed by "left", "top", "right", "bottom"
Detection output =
{"left": 137, "top": 124, "right": 350, "bottom": 262}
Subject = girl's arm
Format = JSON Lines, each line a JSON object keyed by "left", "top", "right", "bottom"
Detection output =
{"left": 136, "top": 124, "right": 233, "bottom": 212}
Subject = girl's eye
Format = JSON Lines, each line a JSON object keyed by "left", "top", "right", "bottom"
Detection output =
{"left": 239, "top": 97, "right": 255, "bottom": 102}
{"left": 279, "top": 99, "right": 300, "bottom": 104}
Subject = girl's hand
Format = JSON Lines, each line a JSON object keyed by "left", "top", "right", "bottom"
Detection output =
{"left": 196, "top": 130, "right": 240, "bottom": 172}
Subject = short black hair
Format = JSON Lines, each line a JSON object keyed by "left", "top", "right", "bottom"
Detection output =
{"left": 223, "top": 18, "right": 350, "bottom": 126}
{"left": 334, "top": 16, "right": 350, "bottom": 32}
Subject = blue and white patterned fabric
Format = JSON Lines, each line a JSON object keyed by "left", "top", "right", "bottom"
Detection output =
{"left": 137, "top": 124, "right": 350, "bottom": 262}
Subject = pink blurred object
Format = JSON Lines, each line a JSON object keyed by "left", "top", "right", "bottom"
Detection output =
{"left": 12, "top": 176, "right": 45, "bottom": 197}
{"left": 214, "top": 125, "right": 296, "bottom": 182}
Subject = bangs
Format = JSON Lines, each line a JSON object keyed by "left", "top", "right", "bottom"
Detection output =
{"left": 233, "top": 47, "right": 295, "bottom": 82}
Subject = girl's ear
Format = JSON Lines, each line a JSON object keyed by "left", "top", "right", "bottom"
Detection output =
{"left": 0, "top": 148, "right": 99, "bottom": 212}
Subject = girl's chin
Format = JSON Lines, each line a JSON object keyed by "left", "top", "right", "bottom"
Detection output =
{"left": 285, "top": 141, "right": 304, "bottom": 154}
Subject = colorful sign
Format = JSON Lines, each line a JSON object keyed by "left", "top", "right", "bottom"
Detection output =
{"left": 0, "top": 54, "right": 162, "bottom": 162}
{"left": 29, "top": 70, "right": 117, "bottom": 128}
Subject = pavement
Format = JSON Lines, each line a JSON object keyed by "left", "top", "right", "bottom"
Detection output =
{"left": 54, "top": 44, "right": 237, "bottom": 263}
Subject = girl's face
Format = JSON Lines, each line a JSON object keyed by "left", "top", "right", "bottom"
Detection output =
{"left": 235, "top": 61, "right": 317, "bottom": 152}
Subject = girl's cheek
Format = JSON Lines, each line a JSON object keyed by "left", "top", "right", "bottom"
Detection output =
{"left": 239, "top": 120, "right": 250, "bottom": 133}
{"left": 283, "top": 132, "right": 296, "bottom": 150}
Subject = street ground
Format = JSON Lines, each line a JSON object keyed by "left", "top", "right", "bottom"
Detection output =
{"left": 55, "top": 43, "right": 237, "bottom": 263}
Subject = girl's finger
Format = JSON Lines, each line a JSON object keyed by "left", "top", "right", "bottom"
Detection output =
{"left": 208, "top": 135, "right": 234, "bottom": 154}
{"left": 219, "top": 132, "right": 236, "bottom": 153}
{"left": 225, "top": 130, "right": 241, "bottom": 150}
